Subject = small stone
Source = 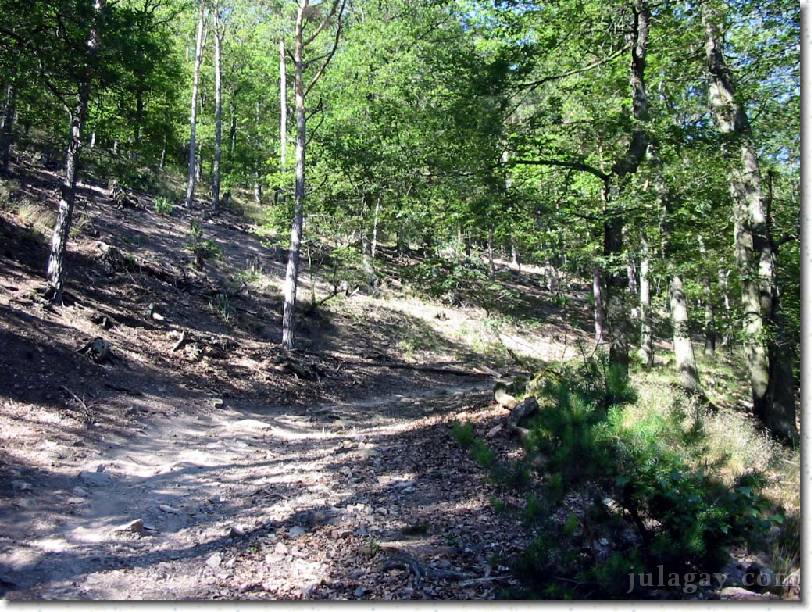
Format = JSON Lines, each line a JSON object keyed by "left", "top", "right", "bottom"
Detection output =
{"left": 354, "top": 586, "right": 367, "bottom": 598}
{"left": 486, "top": 424, "right": 503, "bottom": 439}
{"left": 112, "top": 519, "right": 145, "bottom": 535}
{"left": 289, "top": 526, "right": 306, "bottom": 537}
{"left": 228, "top": 526, "right": 245, "bottom": 537}
{"left": 206, "top": 552, "right": 223, "bottom": 568}
{"left": 158, "top": 504, "right": 180, "bottom": 514}
{"left": 67, "top": 497, "right": 86, "bottom": 505}
{"left": 274, "top": 542, "right": 288, "bottom": 555}
{"left": 719, "top": 586, "right": 779, "bottom": 601}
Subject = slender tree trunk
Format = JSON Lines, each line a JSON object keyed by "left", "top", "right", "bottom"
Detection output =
{"left": 185, "top": 1, "right": 206, "bottom": 208}
{"left": 211, "top": 7, "right": 223, "bottom": 212}
{"left": 655, "top": 145, "right": 702, "bottom": 394}
{"left": 593, "top": 266, "right": 606, "bottom": 344}
{"left": 487, "top": 227, "right": 494, "bottom": 276}
{"left": 228, "top": 100, "right": 236, "bottom": 156}
{"left": 279, "top": 39, "right": 287, "bottom": 169}
{"left": 703, "top": 2, "right": 796, "bottom": 441}
{"left": 718, "top": 268, "right": 732, "bottom": 346}
{"left": 697, "top": 235, "right": 716, "bottom": 355}
{"left": 282, "top": 2, "right": 306, "bottom": 350}
{"left": 371, "top": 193, "right": 381, "bottom": 260}
{"left": 638, "top": 236, "right": 653, "bottom": 366}
{"left": 47, "top": 0, "right": 104, "bottom": 303}
{"left": 0, "top": 83, "right": 17, "bottom": 172}
{"left": 159, "top": 132, "right": 167, "bottom": 170}
{"left": 133, "top": 90, "right": 143, "bottom": 155}
{"left": 510, "top": 239, "right": 519, "bottom": 268}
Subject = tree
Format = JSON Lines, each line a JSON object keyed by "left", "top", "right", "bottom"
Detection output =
{"left": 281, "top": 0, "right": 346, "bottom": 349}
{"left": 185, "top": 0, "right": 207, "bottom": 207}
{"left": 702, "top": 0, "right": 797, "bottom": 441}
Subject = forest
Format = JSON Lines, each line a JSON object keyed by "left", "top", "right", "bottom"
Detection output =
{"left": 0, "top": 0, "right": 801, "bottom": 602}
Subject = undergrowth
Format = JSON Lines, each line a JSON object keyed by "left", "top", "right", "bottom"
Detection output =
{"left": 454, "top": 353, "right": 790, "bottom": 599}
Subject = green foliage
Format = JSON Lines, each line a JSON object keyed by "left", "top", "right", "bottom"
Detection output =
{"left": 154, "top": 196, "right": 173, "bottom": 216}
{"left": 186, "top": 220, "right": 221, "bottom": 263}
{"left": 454, "top": 356, "right": 776, "bottom": 599}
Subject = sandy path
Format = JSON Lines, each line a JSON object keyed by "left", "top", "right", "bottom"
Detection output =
{"left": 1, "top": 377, "right": 526, "bottom": 600}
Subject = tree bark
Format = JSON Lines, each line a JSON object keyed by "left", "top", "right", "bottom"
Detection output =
{"left": 718, "top": 268, "right": 732, "bottom": 346}
{"left": 0, "top": 83, "right": 16, "bottom": 172}
{"left": 279, "top": 39, "right": 287, "bottom": 169}
{"left": 602, "top": 0, "right": 650, "bottom": 368}
{"left": 593, "top": 266, "right": 606, "bottom": 344}
{"left": 487, "top": 227, "right": 494, "bottom": 276}
{"left": 371, "top": 193, "right": 381, "bottom": 260}
{"left": 47, "top": 0, "right": 104, "bottom": 303}
{"left": 669, "top": 273, "right": 702, "bottom": 393}
{"left": 703, "top": 1, "right": 796, "bottom": 441}
{"left": 211, "top": 6, "right": 223, "bottom": 212}
{"left": 185, "top": 1, "right": 206, "bottom": 208}
{"left": 282, "top": 1, "right": 307, "bottom": 350}
{"left": 697, "top": 235, "right": 716, "bottom": 355}
{"left": 638, "top": 236, "right": 653, "bottom": 366}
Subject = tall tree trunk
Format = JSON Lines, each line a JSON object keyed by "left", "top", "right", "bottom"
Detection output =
{"left": 697, "top": 235, "right": 716, "bottom": 355}
{"left": 47, "top": 0, "right": 104, "bottom": 303}
{"left": 275, "top": 39, "right": 287, "bottom": 207}
{"left": 0, "top": 83, "right": 17, "bottom": 172}
{"left": 655, "top": 147, "right": 702, "bottom": 394}
{"left": 593, "top": 266, "right": 606, "bottom": 344}
{"left": 638, "top": 236, "right": 653, "bottom": 366}
{"left": 282, "top": 1, "right": 307, "bottom": 350}
{"left": 718, "top": 268, "right": 732, "bottom": 346}
{"left": 669, "top": 273, "right": 701, "bottom": 393}
{"left": 703, "top": 2, "right": 796, "bottom": 441}
{"left": 603, "top": 0, "right": 650, "bottom": 368}
{"left": 211, "top": 7, "right": 223, "bottom": 212}
{"left": 487, "top": 227, "right": 494, "bottom": 276}
{"left": 228, "top": 99, "right": 236, "bottom": 156}
{"left": 185, "top": 1, "right": 206, "bottom": 208}
{"left": 279, "top": 39, "right": 287, "bottom": 169}
{"left": 159, "top": 132, "right": 167, "bottom": 170}
{"left": 371, "top": 193, "right": 381, "bottom": 260}
{"left": 510, "top": 239, "right": 519, "bottom": 268}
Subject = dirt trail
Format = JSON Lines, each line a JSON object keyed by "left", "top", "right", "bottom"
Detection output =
{"left": 1, "top": 376, "right": 528, "bottom": 600}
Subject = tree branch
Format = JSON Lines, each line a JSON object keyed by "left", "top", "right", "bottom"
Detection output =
{"left": 305, "top": 0, "right": 346, "bottom": 96}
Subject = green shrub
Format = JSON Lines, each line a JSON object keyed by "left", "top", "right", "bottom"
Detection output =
{"left": 154, "top": 196, "right": 173, "bottom": 216}
{"left": 454, "top": 354, "right": 774, "bottom": 599}
{"left": 186, "top": 220, "right": 222, "bottom": 263}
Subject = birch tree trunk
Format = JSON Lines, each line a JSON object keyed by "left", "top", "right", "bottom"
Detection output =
{"left": 185, "top": 1, "right": 206, "bottom": 208}
{"left": 47, "top": 0, "right": 104, "bottom": 303}
{"left": 638, "top": 236, "right": 653, "bottom": 366}
{"left": 281, "top": 1, "right": 307, "bottom": 350}
{"left": 371, "top": 193, "right": 381, "bottom": 260}
{"left": 703, "top": 1, "right": 796, "bottom": 441}
{"left": 211, "top": 6, "right": 223, "bottom": 212}
{"left": 593, "top": 266, "right": 606, "bottom": 344}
